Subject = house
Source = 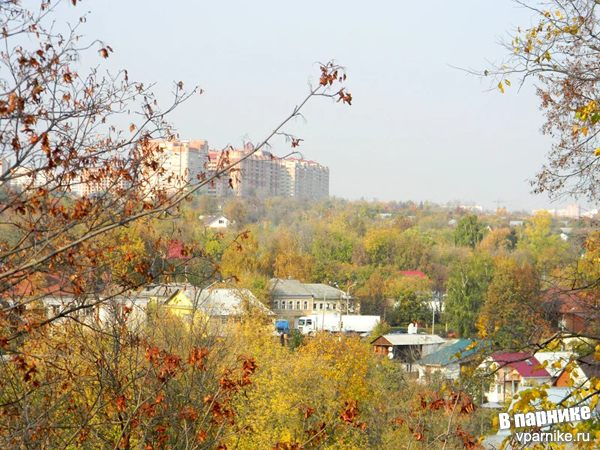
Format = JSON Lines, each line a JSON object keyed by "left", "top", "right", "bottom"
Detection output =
{"left": 543, "top": 288, "right": 600, "bottom": 334}
{"left": 196, "top": 286, "right": 275, "bottom": 325}
{"left": 533, "top": 351, "right": 578, "bottom": 386}
{"left": 536, "top": 352, "right": 600, "bottom": 389}
{"left": 269, "top": 278, "right": 351, "bottom": 321}
{"left": 160, "top": 283, "right": 273, "bottom": 331}
{"left": 480, "top": 353, "right": 552, "bottom": 403}
{"left": 201, "top": 215, "right": 230, "bottom": 229}
{"left": 371, "top": 333, "right": 446, "bottom": 370}
{"left": 509, "top": 220, "right": 524, "bottom": 227}
{"left": 413, "top": 339, "right": 478, "bottom": 381}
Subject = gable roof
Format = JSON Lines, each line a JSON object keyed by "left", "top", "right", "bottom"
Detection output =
{"left": 203, "top": 215, "right": 229, "bottom": 227}
{"left": 532, "top": 352, "right": 574, "bottom": 377}
{"left": 416, "top": 339, "right": 477, "bottom": 366}
{"left": 197, "top": 287, "right": 274, "bottom": 316}
{"left": 490, "top": 353, "right": 551, "bottom": 378}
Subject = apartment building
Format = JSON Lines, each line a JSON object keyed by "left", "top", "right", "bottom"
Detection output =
{"left": 154, "top": 139, "right": 209, "bottom": 191}
{"left": 207, "top": 142, "right": 329, "bottom": 199}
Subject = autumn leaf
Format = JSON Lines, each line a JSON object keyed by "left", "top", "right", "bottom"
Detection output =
{"left": 498, "top": 82, "right": 505, "bottom": 93}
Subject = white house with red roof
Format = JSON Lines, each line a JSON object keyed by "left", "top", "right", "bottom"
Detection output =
{"left": 479, "top": 353, "right": 552, "bottom": 404}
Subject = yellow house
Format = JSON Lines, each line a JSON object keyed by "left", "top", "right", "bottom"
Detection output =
{"left": 162, "top": 288, "right": 207, "bottom": 324}
{"left": 147, "top": 283, "right": 273, "bottom": 334}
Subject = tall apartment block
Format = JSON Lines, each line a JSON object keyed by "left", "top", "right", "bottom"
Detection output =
{"left": 206, "top": 142, "right": 329, "bottom": 199}
{"left": 57, "top": 138, "right": 328, "bottom": 198}
{"left": 155, "top": 139, "right": 209, "bottom": 191}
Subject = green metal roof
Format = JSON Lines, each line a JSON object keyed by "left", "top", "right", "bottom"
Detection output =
{"left": 416, "top": 339, "right": 477, "bottom": 366}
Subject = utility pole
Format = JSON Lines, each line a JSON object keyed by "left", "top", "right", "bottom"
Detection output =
{"left": 494, "top": 198, "right": 505, "bottom": 213}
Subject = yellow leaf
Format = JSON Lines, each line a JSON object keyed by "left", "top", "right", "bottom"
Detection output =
{"left": 505, "top": 79, "right": 511, "bottom": 87}
{"left": 583, "top": 127, "right": 589, "bottom": 136}
{"left": 573, "top": 125, "right": 579, "bottom": 132}
{"left": 498, "top": 82, "right": 505, "bottom": 93}
{"left": 595, "top": 148, "right": 600, "bottom": 156}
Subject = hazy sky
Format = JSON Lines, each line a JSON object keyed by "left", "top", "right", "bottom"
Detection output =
{"left": 58, "top": 0, "right": 580, "bottom": 212}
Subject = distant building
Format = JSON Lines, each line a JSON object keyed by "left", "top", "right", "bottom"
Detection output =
{"left": 532, "top": 204, "right": 580, "bottom": 219}
{"left": 201, "top": 215, "right": 230, "bottom": 229}
{"left": 207, "top": 143, "right": 329, "bottom": 199}
{"left": 459, "top": 205, "right": 483, "bottom": 213}
{"left": 151, "top": 139, "right": 209, "bottom": 193}
{"left": 509, "top": 220, "right": 524, "bottom": 227}
{"left": 0, "top": 158, "right": 8, "bottom": 178}
{"left": 269, "top": 278, "right": 351, "bottom": 321}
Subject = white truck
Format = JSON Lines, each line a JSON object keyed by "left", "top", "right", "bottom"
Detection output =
{"left": 295, "top": 314, "right": 380, "bottom": 335}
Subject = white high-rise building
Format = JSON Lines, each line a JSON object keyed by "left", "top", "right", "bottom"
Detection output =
{"left": 155, "top": 139, "right": 209, "bottom": 191}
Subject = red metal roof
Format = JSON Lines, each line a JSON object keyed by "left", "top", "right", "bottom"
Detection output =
{"left": 401, "top": 271, "right": 427, "bottom": 278}
{"left": 491, "top": 352, "right": 550, "bottom": 378}
{"left": 166, "top": 240, "right": 189, "bottom": 260}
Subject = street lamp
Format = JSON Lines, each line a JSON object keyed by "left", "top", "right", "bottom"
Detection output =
{"left": 346, "top": 282, "right": 357, "bottom": 314}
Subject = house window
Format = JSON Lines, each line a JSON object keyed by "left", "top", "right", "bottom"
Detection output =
{"left": 319, "top": 303, "right": 323, "bottom": 310}
{"left": 218, "top": 219, "right": 224, "bottom": 224}
{"left": 312, "top": 302, "right": 317, "bottom": 310}
{"left": 289, "top": 301, "right": 293, "bottom": 310}
{"left": 326, "top": 303, "right": 330, "bottom": 310}
{"left": 274, "top": 301, "right": 279, "bottom": 310}
{"left": 303, "top": 301, "right": 308, "bottom": 310}
{"left": 281, "top": 301, "right": 285, "bottom": 310}
{"left": 296, "top": 301, "right": 300, "bottom": 310}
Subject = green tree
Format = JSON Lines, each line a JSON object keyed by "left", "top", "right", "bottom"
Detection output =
{"left": 386, "top": 275, "right": 432, "bottom": 326}
{"left": 453, "top": 215, "right": 485, "bottom": 249}
{"left": 444, "top": 253, "right": 494, "bottom": 338}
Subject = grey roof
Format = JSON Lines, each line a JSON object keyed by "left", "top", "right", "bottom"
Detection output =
{"left": 533, "top": 351, "right": 574, "bottom": 377}
{"left": 137, "top": 283, "right": 197, "bottom": 298}
{"left": 377, "top": 334, "right": 446, "bottom": 346}
{"left": 202, "top": 215, "right": 229, "bottom": 227}
{"left": 269, "top": 278, "right": 347, "bottom": 299}
{"left": 197, "top": 288, "right": 274, "bottom": 316}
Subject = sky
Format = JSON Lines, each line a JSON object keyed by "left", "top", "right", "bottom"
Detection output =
{"left": 51, "top": 0, "right": 583, "bottom": 212}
